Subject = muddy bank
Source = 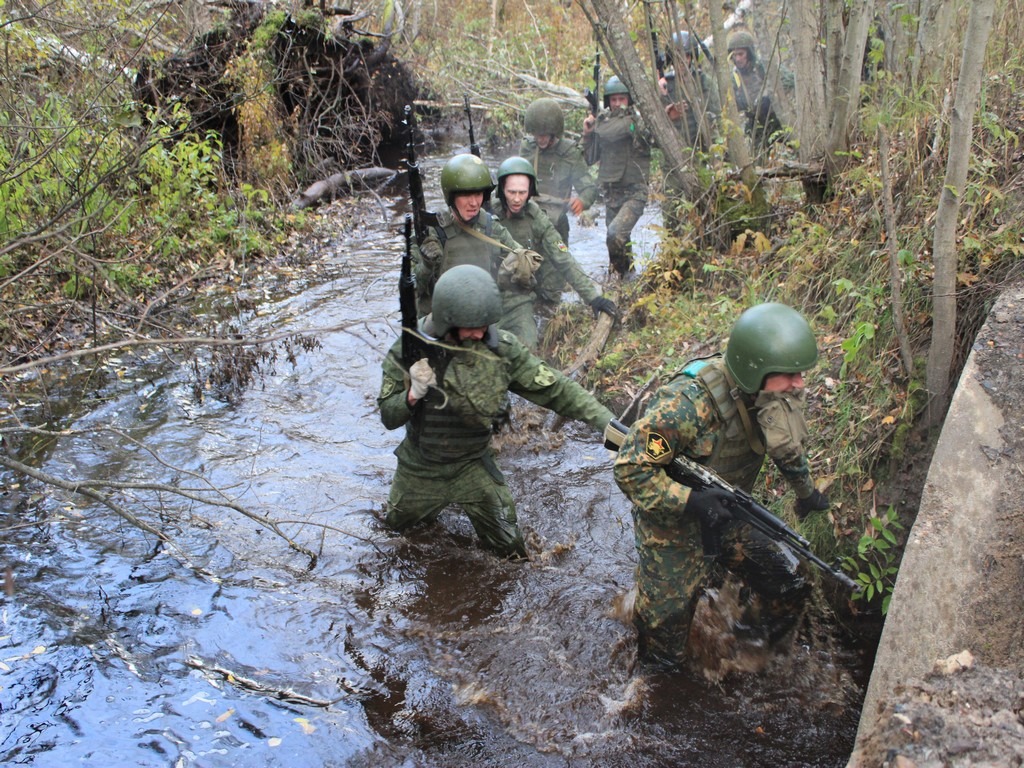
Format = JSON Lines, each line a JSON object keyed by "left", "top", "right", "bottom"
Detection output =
{"left": 849, "top": 283, "right": 1024, "bottom": 766}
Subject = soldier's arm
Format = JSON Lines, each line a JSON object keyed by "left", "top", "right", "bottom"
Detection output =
{"left": 502, "top": 332, "right": 613, "bottom": 431}
{"left": 377, "top": 342, "right": 415, "bottom": 430}
{"left": 536, "top": 217, "right": 600, "bottom": 303}
{"left": 612, "top": 395, "right": 701, "bottom": 525}
{"left": 769, "top": 452, "right": 815, "bottom": 499}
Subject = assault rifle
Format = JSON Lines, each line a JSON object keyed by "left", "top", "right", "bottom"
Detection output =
{"left": 603, "top": 418, "right": 861, "bottom": 592}
{"left": 463, "top": 93, "right": 481, "bottom": 158}
{"left": 399, "top": 214, "right": 438, "bottom": 368}
{"left": 583, "top": 49, "right": 600, "bottom": 164}
{"left": 402, "top": 104, "right": 438, "bottom": 244}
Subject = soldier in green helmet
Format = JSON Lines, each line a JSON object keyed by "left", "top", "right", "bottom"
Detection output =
{"left": 378, "top": 265, "right": 615, "bottom": 558}
{"left": 414, "top": 153, "right": 542, "bottom": 349}
{"left": 582, "top": 75, "right": 652, "bottom": 279}
{"left": 493, "top": 155, "right": 617, "bottom": 318}
{"left": 661, "top": 30, "right": 720, "bottom": 153}
{"left": 612, "top": 303, "right": 831, "bottom": 666}
{"left": 727, "top": 28, "right": 785, "bottom": 151}
{"left": 519, "top": 97, "right": 598, "bottom": 245}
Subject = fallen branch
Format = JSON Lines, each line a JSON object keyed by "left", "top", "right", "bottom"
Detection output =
{"left": 184, "top": 656, "right": 364, "bottom": 707}
{"left": 291, "top": 167, "right": 398, "bottom": 209}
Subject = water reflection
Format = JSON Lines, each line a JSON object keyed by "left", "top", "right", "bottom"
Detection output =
{"left": 0, "top": 144, "right": 865, "bottom": 767}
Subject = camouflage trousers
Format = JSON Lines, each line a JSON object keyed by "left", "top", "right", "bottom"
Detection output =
{"left": 385, "top": 446, "right": 527, "bottom": 558}
{"left": 498, "top": 291, "right": 538, "bottom": 351}
{"left": 603, "top": 183, "right": 647, "bottom": 276}
{"left": 632, "top": 513, "right": 809, "bottom": 666}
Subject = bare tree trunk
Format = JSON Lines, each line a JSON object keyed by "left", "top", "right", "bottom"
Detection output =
{"left": 823, "top": 0, "right": 873, "bottom": 173}
{"left": 707, "top": 0, "right": 760, "bottom": 198}
{"left": 925, "top": 0, "right": 996, "bottom": 425}
{"left": 913, "top": 0, "right": 958, "bottom": 89}
{"left": 791, "top": 0, "right": 827, "bottom": 160}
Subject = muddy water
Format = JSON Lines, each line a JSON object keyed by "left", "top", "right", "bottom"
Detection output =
{"left": 0, "top": 145, "right": 868, "bottom": 766}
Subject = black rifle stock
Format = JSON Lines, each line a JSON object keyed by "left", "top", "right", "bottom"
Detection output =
{"left": 603, "top": 418, "right": 861, "bottom": 592}
{"left": 402, "top": 104, "right": 438, "bottom": 244}
{"left": 463, "top": 93, "right": 481, "bottom": 158}
{"left": 400, "top": 214, "right": 439, "bottom": 368}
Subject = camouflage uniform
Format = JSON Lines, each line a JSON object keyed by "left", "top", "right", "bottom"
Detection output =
{"left": 415, "top": 209, "right": 538, "bottom": 349}
{"left": 613, "top": 355, "right": 812, "bottom": 665}
{"left": 495, "top": 199, "right": 601, "bottom": 308}
{"left": 378, "top": 329, "right": 614, "bottom": 558}
{"left": 582, "top": 105, "right": 651, "bottom": 277}
{"left": 728, "top": 32, "right": 784, "bottom": 152}
{"left": 519, "top": 136, "right": 598, "bottom": 245}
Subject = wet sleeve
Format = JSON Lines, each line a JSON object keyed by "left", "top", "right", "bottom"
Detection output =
{"left": 537, "top": 218, "right": 600, "bottom": 303}
{"left": 503, "top": 334, "right": 614, "bottom": 431}
{"left": 770, "top": 453, "right": 815, "bottom": 499}
{"left": 377, "top": 340, "right": 414, "bottom": 430}
{"left": 612, "top": 389, "right": 701, "bottom": 525}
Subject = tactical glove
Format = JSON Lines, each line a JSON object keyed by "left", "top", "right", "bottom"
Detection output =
{"left": 589, "top": 296, "right": 618, "bottom": 318}
{"left": 795, "top": 489, "right": 830, "bottom": 520}
{"left": 569, "top": 197, "right": 585, "bottom": 216}
{"left": 683, "top": 486, "right": 733, "bottom": 529}
{"left": 408, "top": 359, "right": 436, "bottom": 401}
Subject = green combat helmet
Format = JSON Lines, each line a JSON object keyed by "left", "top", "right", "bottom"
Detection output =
{"left": 425, "top": 265, "right": 503, "bottom": 338}
{"left": 440, "top": 153, "right": 494, "bottom": 208}
{"left": 524, "top": 98, "right": 565, "bottom": 139}
{"left": 495, "top": 156, "right": 538, "bottom": 208}
{"left": 727, "top": 29, "right": 758, "bottom": 60}
{"left": 603, "top": 75, "right": 631, "bottom": 108}
{"left": 724, "top": 303, "right": 818, "bottom": 393}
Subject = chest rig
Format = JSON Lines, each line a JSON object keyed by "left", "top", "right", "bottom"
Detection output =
{"left": 680, "top": 356, "right": 765, "bottom": 490}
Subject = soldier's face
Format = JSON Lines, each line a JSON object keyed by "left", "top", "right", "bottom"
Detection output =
{"left": 456, "top": 327, "right": 487, "bottom": 342}
{"left": 453, "top": 191, "right": 484, "bottom": 222}
{"left": 730, "top": 49, "right": 750, "bottom": 70}
{"left": 609, "top": 93, "right": 630, "bottom": 111}
{"left": 534, "top": 133, "right": 556, "bottom": 150}
{"left": 503, "top": 175, "right": 530, "bottom": 214}
{"left": 762, "top": 371, "right": 804, "bottom": 393}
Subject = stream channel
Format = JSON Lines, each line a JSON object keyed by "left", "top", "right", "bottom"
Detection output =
{"left": 1, "top": 141, "right": 873, "bottom": 766}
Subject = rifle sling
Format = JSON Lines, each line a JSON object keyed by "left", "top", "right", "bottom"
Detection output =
{"left": 453, "top": 216, "right": 515, "bottom": 253}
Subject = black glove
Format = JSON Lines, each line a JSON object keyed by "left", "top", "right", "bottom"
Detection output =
{"left": 589, "top": 296, "right": 618, "bottom": 318}
{"left": 795, "top": 489, "right": 830, "bottom": 520}
{"left": 683, "top": 486, "right": 733, "bottom": 528}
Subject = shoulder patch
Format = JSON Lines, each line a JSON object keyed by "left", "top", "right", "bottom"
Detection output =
{"left": 532, "top": 363, "right": 558, "bottom": 387}
{"left": 557, "top": 241, "right": 569, "bottom": 252}
{"left": 645, "top": 432, "right": 671, "bottom": 460}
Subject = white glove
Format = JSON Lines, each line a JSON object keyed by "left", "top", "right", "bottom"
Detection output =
{"left": 408, "top": 359, "right": 436, "bottom": 400}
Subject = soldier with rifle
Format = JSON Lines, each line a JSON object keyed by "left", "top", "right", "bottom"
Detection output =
{"left": 519, "top": 97, "right": 598, "bottom": 246}
{"left": 402, "top": 108, "right": 543, "bottom": 348}
{"left": 377, "top": 265, "right": 615, "bottom": 559}
{"left": 608, "top": 303, "right": 838, "bottom": 666}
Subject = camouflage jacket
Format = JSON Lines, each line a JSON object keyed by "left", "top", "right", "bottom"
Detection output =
{"left": 413, "top": 208, "right": 523, "bottom": 316}
{"left": 613, "top": 356, "right": 813, "bottom": 531}
{"left": 582, "top": 108, "right": 652, "bottom": 186}
{"left": 494, "top": 200, "right": 600, "bottom": 305}
{"left": 378, "top": 330, "right": 614, "bottom": 467}
{"left": 518, "top": 136, "right": 598, "bottom": 223}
